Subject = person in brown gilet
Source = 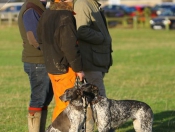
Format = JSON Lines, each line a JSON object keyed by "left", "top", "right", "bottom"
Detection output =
{"left": 18, "top": 0, "right": 53, "bottom": 131}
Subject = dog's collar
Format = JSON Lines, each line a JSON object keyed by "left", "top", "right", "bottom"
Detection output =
{"left": 91, "top": 96, "right": 103, "bottom": 104}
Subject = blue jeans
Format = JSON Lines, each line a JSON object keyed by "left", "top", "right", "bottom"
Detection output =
{"left": 24, "top": 62, "right": 53, "bottom": 108}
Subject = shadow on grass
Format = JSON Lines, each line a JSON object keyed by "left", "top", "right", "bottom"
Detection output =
{"left": 94, "top": 110, "right": 175, "bottom": 132}
{"left": 117, "top": 110, "right": 175, "bottom": 132}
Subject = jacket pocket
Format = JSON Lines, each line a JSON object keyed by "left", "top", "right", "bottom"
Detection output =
{"left": 92, "top": 46, "right": 111, "bottom": 67}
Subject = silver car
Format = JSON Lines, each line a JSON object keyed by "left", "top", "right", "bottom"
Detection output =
{"left": 0, "top": 2, "right": 23, "bottom": 21}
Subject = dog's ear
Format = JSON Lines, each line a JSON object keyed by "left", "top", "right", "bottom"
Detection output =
{"left": 94, "top": 86, "right": 98, "bottom": 90}
{"left": 91, "top": 85, "right": 99, "bottom": 95}
{"left": 92, "top": 84, "right": 98, "bottom": 90}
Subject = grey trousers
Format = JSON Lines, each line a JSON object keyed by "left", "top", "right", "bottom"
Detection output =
{"left": 84, "top": 71, "right": 106, "bottom": 132}
{"left": 84, "top": 71, "right": 106, "bottom": 97}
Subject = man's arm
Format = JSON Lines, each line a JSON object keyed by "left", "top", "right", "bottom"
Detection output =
{"left": 59, "top": 23, "right": 83, "bottom": 72}
{"left": 74, "top": 0, "right": 104, "bottom": 45}
{"left": 23, "top": 9, "right": 40, "bottom": 49}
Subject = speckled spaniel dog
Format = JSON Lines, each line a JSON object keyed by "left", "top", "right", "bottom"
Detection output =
{"left": 46, "top": 87, "right": 86, "bottom": 132}
{"left": 81, "top": 83, "right": 154, "bottom": 132}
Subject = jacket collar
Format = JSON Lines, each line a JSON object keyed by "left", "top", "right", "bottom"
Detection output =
{"left": 50, "top": 2, "right": 73, "bottom": 11}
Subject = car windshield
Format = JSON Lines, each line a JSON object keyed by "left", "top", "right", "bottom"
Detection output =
{"left": 153, "top": 4, "right": 174, "bottom": 10}
{"left": 160, "top": 9, "right": 175, "bottom": 16}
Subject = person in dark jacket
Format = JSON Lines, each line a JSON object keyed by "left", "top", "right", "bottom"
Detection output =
{"left": 37, "top": 0, "right": 84, "bottom": 122}
{"left": 74, "top": 0, "right": 113, "bottom": 131}
{"left": 18, "top": 0, "right": 53, "bottom": 132}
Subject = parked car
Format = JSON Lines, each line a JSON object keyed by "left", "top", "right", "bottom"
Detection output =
{"left": 102, "top": 4, "right": 134, "bottom": 17}
{"left": 152, "top": 2, "right": 175, "bottom": 16}
{"left": 0, "top": 2, "right": 23, "bottom": 21}
{"left": 102, "top": 4, "right": 136, "bottom": 27}
{"left": 150, "top": 8, "right": 175, "bottom": 29}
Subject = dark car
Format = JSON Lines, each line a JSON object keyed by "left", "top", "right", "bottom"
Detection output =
{"left": 150, "top": 8, "right": 175, "bottom": 29}
{"left": 152, "top": 2, "right": 175, "bottom": 16}
{"left": 102, "top": 4, "right": 134, "bottom": 17}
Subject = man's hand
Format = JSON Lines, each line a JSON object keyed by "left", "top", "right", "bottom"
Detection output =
{"left": 76, "top": 71, "right": 85, "bottom": 81}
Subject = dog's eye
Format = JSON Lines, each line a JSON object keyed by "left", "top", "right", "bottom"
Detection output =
{"left": 76, "top": 89, "right": 81, "bottom": 94}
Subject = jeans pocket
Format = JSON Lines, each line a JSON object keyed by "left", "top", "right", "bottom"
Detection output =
{"left": 36, "top": 64, "right": 47, "bottom": 78}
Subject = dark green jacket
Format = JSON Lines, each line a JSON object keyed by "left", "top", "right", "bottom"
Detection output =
{"left": 74, "top": 0, "right": 113, "bottom": 73}
{"left": 18, "top": 0, "right": 45, "bottom": 63}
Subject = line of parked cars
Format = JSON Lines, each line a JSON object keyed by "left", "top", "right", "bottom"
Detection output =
{"left": 1, "top": 2, "right": 175, "bottom": 30}
{"left": 102, "top": 2, "right": 175, "bottom": 30}
{"left": 101, "top": 4, "right": 154, "bottom": 27}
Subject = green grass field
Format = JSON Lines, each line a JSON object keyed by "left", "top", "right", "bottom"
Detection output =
{"left": 0, "top": 25, "right": 175, "bottom": 132}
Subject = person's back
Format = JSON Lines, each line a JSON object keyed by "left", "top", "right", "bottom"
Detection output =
{"left": 37, "top": 0, "right": 84, "bottom": 122}
{"left": 74, "top": 0, "right": 113, "bottom": 131}
{"left": 37, "top": 9, "right": 79, "bottom": 74}
{"left": 18, "top": 0, "right": 53, "bottom": 131}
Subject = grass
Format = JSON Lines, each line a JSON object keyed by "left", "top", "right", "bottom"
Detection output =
{"left": 0, "top": 25, "right": 175, "bottom": 132}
